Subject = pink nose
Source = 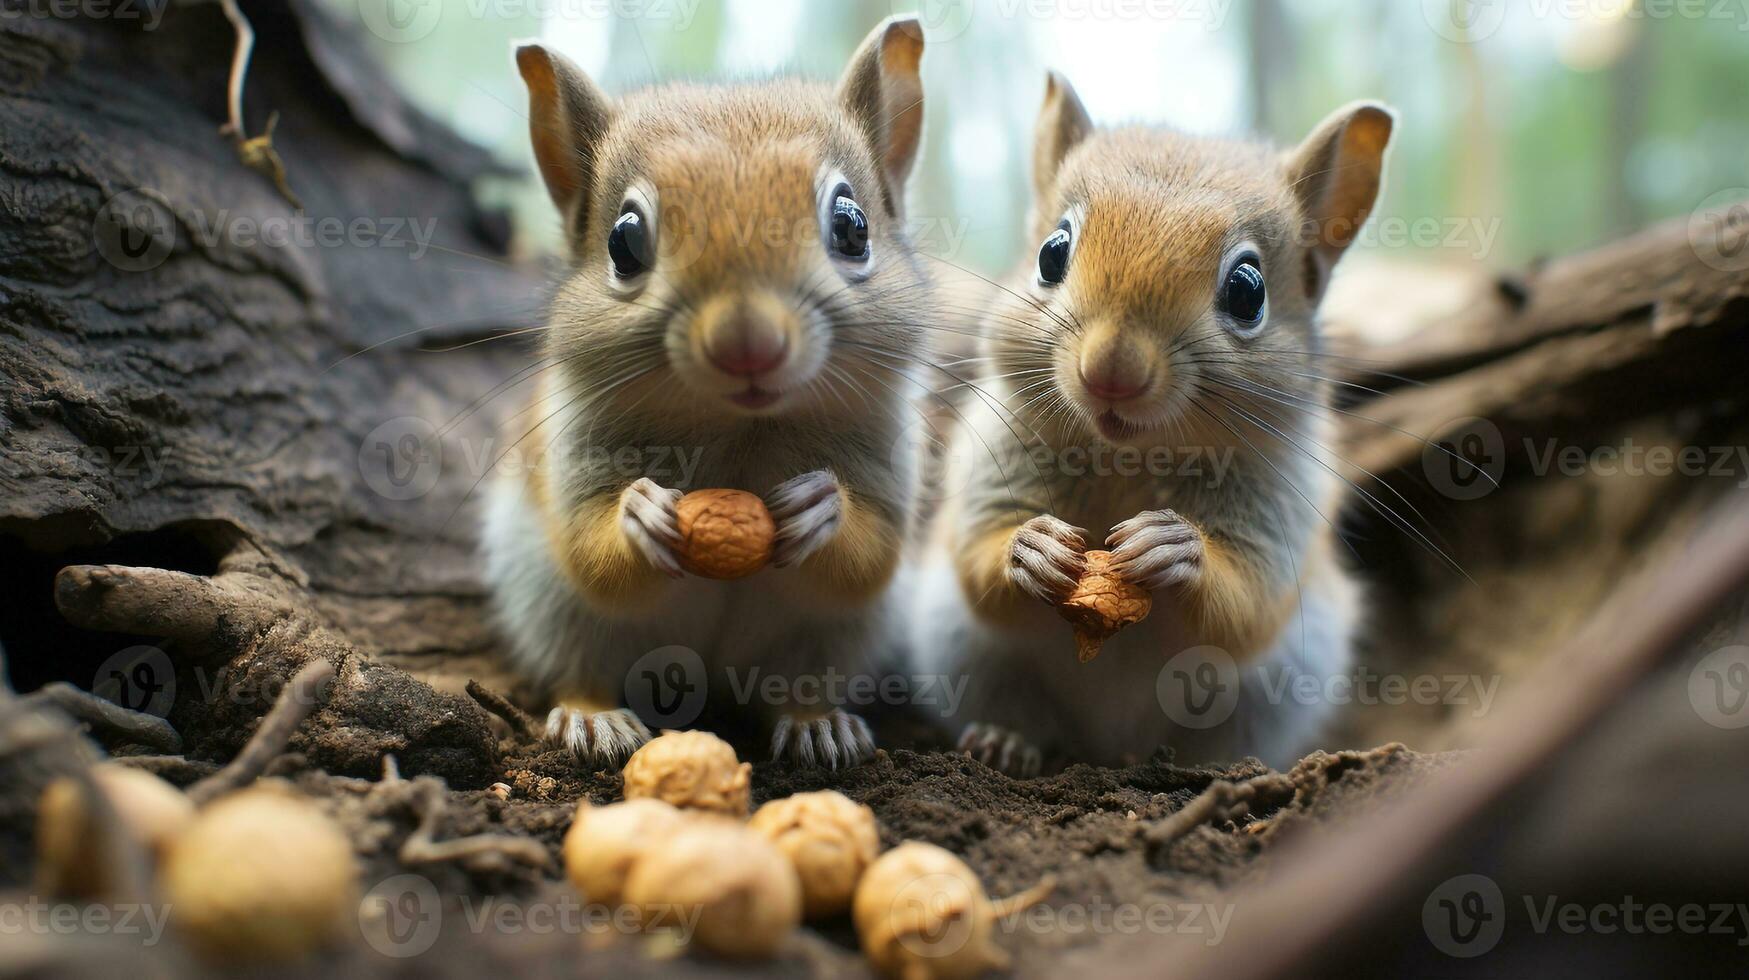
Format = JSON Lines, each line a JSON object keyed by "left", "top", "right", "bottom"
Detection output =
{"left": 705, "top": 327, "right": 788, "bottom": 378}
{"left": 1080, "top": 370, "right": 1147, "bottom": 402}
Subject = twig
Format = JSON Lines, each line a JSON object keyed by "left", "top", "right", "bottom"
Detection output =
{"left": 188, "top": 658, "right": 336, "bottom": 805}
{"left": 399, "top": 777, "right": 550, "bottom": 873}
{"left": 1143, "top": 780, "right": 1257, "bottom": 857}
{"left": 466, "top": 680, "right": 540, "bottom": 743}
{"left": 217, "top": 0, "right": 253, "bottom": 140}
{"left": 21, "top": 682, "right": 182, "bottom": 754}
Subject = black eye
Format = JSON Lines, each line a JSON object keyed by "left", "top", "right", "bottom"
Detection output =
{"left": 607, "top": 207, "right": 652, "bottom": 278}
{"left": 1222, "top": 257, "right": 1266, "bottom": 326}
{"left": 1037, "top": 222, "right": 1072, "bottom": 286}
{"left": 829, "top": 185, "right": 869, "bottom": 260}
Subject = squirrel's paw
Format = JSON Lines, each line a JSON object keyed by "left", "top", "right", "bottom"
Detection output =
{"left": 545, "top": 706, "right": 652, "bottom": 767}
{"left": 1106, "top": 509, "right": 1204, "bottom": 591}
{"left": 958, "top": 722, "right": 1043, "bottom": 778}
{"left": 1008, "top": 514, "right": 1087, "bottom": 604}
{"left": 769, "top": 708, "right": 875, "bottom": 770}
{"left": 619, "top": 478, "right": 684, "bottom": 577}
{"left": 768, "top": 469, "right": 843, "bottom": 568}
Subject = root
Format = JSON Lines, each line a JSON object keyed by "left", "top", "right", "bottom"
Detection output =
{"left": 399, "top": 777, "right": 551, "bottom": 874}
{"left": 466, "top": 680, "right": 540, "bottom": 743}
{"left": 20, "top": 683, "right": 182, "bottom": 754}
{"left": 188, "top": 658, "right": 336, "bottom": 805}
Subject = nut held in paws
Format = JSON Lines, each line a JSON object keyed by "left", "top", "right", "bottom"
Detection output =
{"left": 675, "top": 489, "right": 776, "bottom": 579}
{"left": 1056, "top": 550, "right": 1152, "bottom": 663}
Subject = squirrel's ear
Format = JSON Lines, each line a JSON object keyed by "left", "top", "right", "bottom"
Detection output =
{"left": 515, "top": 42, "right": 612, "bottom": 237}
{"left": 837, "top": 16, "right": 925, "bottom": 217}
{"left": 1285, "top": 101, "right": 1394, "bottom": 298}
{"left": 1033, "top": 71, "right": 1092, "bottom": 201}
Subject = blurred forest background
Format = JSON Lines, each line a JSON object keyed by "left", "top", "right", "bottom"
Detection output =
{"left": 330, "top": 0, "right": 1749, "bottom": 294}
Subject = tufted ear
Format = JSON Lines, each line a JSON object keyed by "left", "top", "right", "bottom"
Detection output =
{"left": 1033, "top": 71, "right": 1092, "bottom": 202}
{"left": 1286, "top": 101, "right": 1395, "bottom": 299}
{"left": 837, "top": 16, "right": 926, "bottom": 218}
{"left": 515, "top": 42, "right": 613, "bottom": 243}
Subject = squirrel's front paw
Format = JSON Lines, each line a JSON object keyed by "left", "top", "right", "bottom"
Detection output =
{"left": 545, "top": 706, "right": 652, "bottom": 767}
{"left": 1106, "top": 509, "right": 1204, "bottom": 591}
{"left": 769, "top": 708, "right": 875, "bottom": 770}
{"left": 958, "top": 722, "right": 1043, "bottom": 778}
{"left": 1008, "top": 515, "right": 1087, "bottom": 604}
{"left": 619, "top": 477, "right": 684, "bottom": 577}
{"left": 767, "top": 469, "right": 843, "bottom": 568}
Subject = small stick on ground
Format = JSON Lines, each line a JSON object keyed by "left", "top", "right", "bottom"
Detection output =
{"left": 20, "top": 683, "right": 182, "bottom": 754}
{"left": 1144, "top": 780, "right": 1258, "bottom": 857}
{"left": 188, "top": 658, "right": 336, "bottom": 805}
{"left": 466, "top": 680, "right": 540, "bottom": 743}
{"left": 399, "top": 777, "right": 550, "bottom": 874}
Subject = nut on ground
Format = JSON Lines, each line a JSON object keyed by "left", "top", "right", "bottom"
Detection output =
{"left": 750, "top": 790, "right": 881, "bottom": 918}
{"left": 621, "top": 730, "right": 751, "bottom": 817}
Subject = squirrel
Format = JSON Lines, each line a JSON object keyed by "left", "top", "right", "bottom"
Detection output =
{"left": 908, "top": 72, "right": 1394, "bottom": 774}
{"left": 481, "top": 18, "right": 935, "bottom": 769}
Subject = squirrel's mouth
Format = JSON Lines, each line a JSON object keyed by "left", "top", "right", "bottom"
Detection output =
{"left": 1095, "top": 410, "right": 1142, "bottom": 441}
{"left": 727, "top": 386, "right": 783, "bottom": 410}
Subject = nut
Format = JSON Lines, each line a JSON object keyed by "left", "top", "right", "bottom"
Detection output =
{"left": 853, "top": 842, "right": 1051, "bottom": 980}
{"left": 562, "top": 798, "right": 690, "bottom": 906}
{"left": 675, "top": 489, "right": 775, "bottom": 579}
{"left": 621, "top": 730, "right": 751, "bottom": 817}
{"left": 750, "top": 790, "right": 881, "bottom": 918}
{"left": 35, "top": 763, "right": 194, "bottom": 899}
{"left": 1056, "top": 550, "right": 1152, "bottom": 662}
{"left": 623, "top": 818, "right": 802, "bottom": 959}
{"left": 161, "top": 785, "right": 358, "bottom": 962}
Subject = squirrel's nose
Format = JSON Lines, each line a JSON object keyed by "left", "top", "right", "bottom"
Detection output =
{"left": 704, "top": 322, "right": 789, "bottom": 378}
{"left": 1079, "top": 368, "right": 1148, "bottom": 403}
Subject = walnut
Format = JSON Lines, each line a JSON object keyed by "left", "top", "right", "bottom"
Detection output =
{"left": 161, "top": 785, "right": 358, "bottom": 962}
{"left": 621, "top": 730, "right": 751, "bottom": 817}
{"left": 1056, "top": 550, "right": 1151, "bottom": 662}
{"left": 749, "top": 790, "right": 881, "bottom": 918}
{"left": 623, "top": 818, "right": 802, "bottom": 959}
{"left": 675, "top": 489, "right": 775, "bottom": 579}
{"left": 563, "top": 798, "right": 689, "bottom": 906}
{"left": 853, "top": 842, "right": 1052, "bottom": 980}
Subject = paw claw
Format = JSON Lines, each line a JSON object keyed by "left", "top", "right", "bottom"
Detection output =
{"left": 958, "top": 722, "right": 1042, "bottom": 778}
{"left": 770, "top": 709, "right": 874, "bottom": 769}
{"left": 1105, "top": 509, "right": 1204, "bottom": 592}
{"left": 545, "top": 706, "right": 651, "bottom": 767}
{"left": 620, "top": 478, "right": 684, "bottom": 577}
{"left": 768, "top": 470, "right": 843, "bottom": 567}
{"left": 1008, "top": 514, "right": 1087, "bottom": 604}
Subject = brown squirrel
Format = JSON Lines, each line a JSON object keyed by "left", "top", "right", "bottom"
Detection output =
{"left": 482, "top": 18, "right": 934, "bottom": 769}
{"left": 909, "top": 72, "right": 1393, "bottom": 774}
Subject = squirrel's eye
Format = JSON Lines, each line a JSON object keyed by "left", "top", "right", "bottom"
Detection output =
{"left": 1221, "top": 257, "right": 1266, "bottom": 327}
{"left": 1037, "top": 222, "right": 1072, "bottom": 286}
{"left": 829, "top": 186, "right": 870, "bottom": 261}
{"left": 607, "top": 208, "right": 652, "bottom": 278}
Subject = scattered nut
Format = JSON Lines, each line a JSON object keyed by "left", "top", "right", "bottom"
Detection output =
{"left": 675, "top": 489, "right": 776, "bottom": 579}
{"left": 623, "top": 818, "right": 802, "bottom": 959}
{"left": 488, "top": 782, "right": 512, "bottom": 801}
{"left": 36, "top": 763, "right": 194, "bottom": 899}
{"left": 1056, "top": 550, "right": 1152, "bottom": 662}
{"left": 750, "top": 790, "right": 881, "bottom": 918}
{"left": 854, "top": 842, "right": 1052, "bottom": 980}
{"left": 162, "top": 785, "right": 358, "bottom": 962}
{"left": 621, "top": 730, "right": 751, "bottom": 817}
{"left": 563, "top": 798, "right": 690, "bottom": 906}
